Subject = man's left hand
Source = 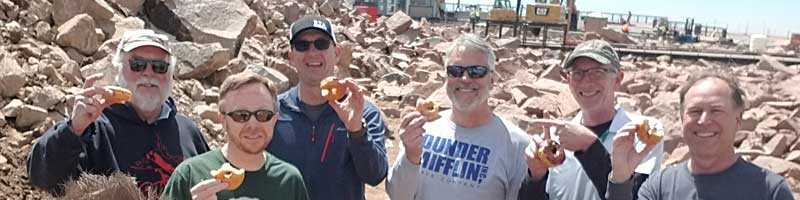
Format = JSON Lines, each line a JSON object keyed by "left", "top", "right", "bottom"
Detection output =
{"left": 329, "top": 78, "right": 366, "bottom": 135}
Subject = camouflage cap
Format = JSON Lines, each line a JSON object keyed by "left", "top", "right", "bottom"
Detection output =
{"left": 561, "top": 39, "right": 620, "bottom": 71}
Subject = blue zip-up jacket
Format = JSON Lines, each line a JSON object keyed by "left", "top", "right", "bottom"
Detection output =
{"left": 27, "top": 97, "right": 209, "bottom": 195}
{"left": 267, "top": 87, "right": 388, "bottom": 200}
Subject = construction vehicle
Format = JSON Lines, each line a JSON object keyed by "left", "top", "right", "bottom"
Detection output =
{"left": 674, "top": 18, "right": 699, "bottom": 43}
{"left": 525, "top": 0, "right": 565, "bottom": 24}
{"left": 489, "top": 0, "right": 517, "bottom": 21}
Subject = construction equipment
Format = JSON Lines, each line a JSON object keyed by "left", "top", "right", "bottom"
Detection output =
{"left": 489, "top": 0, "right": 517, "bottom": 21}
{"left": 525, "top": 0, "right": 565, "bottom": 24}
{"left": 674, "top": 17, "right": 699, "bottom": 43}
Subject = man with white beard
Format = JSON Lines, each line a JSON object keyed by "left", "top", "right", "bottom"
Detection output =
{"left": 27, "top": 29, "right": 210, "bottom": 196}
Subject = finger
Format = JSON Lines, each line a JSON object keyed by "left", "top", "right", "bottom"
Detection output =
{"left": 78, "top": 86, "right": 113, "bottom": 100}
{"left": 194, "top": 181, "right": 228, "bottom": 199}
{"left": 530, "top": 119, "right": 567, "bottom": 128}
{"left": 82, "top": 73, "right": 105, "bottom": 89}
{"left": 190, "top": 179, "right": 221, "bottom": 195}
{"left": 400, "top": 112, "right": 422, "bottom": 128}
{"left": 638, "top": 142, "right": 657, "bottom": 158}
{"left": 543, "top": 126, "right": 552, "bottom": 140}
{"left": 341, "top": 79, "right": 364, "bottom": 98}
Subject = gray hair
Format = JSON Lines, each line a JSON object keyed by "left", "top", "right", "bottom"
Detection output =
{"left": 112, "top": 41, "right": 177, "bottom": 85}
{"left": 444, "top": 33, "right": 496, "bottom": 71}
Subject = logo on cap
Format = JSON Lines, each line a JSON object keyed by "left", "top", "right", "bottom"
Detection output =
{"left": 313, "top": 20, "right": 327, "bottom": 31}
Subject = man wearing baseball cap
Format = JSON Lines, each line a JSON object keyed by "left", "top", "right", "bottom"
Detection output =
{"left": 28, "top": 29, "right": 209, "bottom": 196}
{"left": 519, "top": 39, "right": 664, "bottom": 200}
{"left": 266, "top": 15, "right": 388, "bottom": 200}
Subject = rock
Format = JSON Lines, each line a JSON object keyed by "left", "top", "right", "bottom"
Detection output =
{"left": 656, "top": 55, "right": 671, "bottom": 64}
{"left": 145, "top": 0, "right": 265, "bottom": 52}
{"left": 107, "top": 0, "right": 145, "bottom": 16}
{"left": 0, "top": 53, "right": 26, "bottom": 98}
{"left": 596, "top": 28, "right": 637, "bottom": 44}
{"left": 27, "top": 86, "right": 66, "bottom": 109}
{"left": 384, "top": 11, "right": 413, "bottom": 34}
{"left": 60, "top": 61, "right": 84, "bottom": 86}
{"left": 80, "top": 56, "right": 117, "bottom": 87}
{"left": 265, "top": 57, "right": 298, "bottom": 87}
{"left": 0, "top": 112, "right": 5, "bottom": 127}
{"left": 1, "top": 99, "right": 23, "bottom": 117}
{"left": 626, "top": 81, "right": 651, "bottom": 94}
{"left": 172, "top": 42, "right": 233, "bottom": 79}
{"left": 33, "top": 21, "right": 55, "bottom": 43}
{"left": 53, "top": 0, "right": 117, "bottom": 26}
{"left": 244, "top": 64, "right": 290, "bottom": 93}
{"left": 494, "top": 104, "right": 536, "bottom": 132}
{"left": 15, "top": 105, "right": 48, "bottom": 128}
{"left": 106, "top": 17, "right": 146, "bottom": 40}
{"left": 509, "top": 84, "right": 542, "bottom": 106}
{"left": 318, "top": 0, "right": 335, "bottom": 17}
{"left": 539, "top": 63, "right": 563, "bottom": 81}
{"left": 282, "top": 1, "right": 301, "bottom": 24}
{"left": 765, "top": 134, "right": 790, "bottom": 157}
{"left": 777, "top": 109, "right": 800, "bottom": 133}
{"left": 741, "top": 109, "right": 760, "bottom": 131}
{"left": 786, "top": 150, "right": 800, "bottom": 163}
{"left": 56, "top": 14, "right": 100, "bottom": 55}
{"left": 758, "top": 54, "right": 798, "bottom": 74}
{"left": 494, "top": 37, "right": 520, "bottom": 49}
{"left": 194, "top": 104, "right": 220, "bottom": 123}
{"left": 664, "top": 145, "right": 690, "bottom": 166}
{"left": 5, "top": 21, "right": 23, "bottom": 43}
{"left": 752, "top": 156, "right": 800, "bottom": 176}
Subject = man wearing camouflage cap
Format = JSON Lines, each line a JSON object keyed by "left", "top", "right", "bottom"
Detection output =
{"left": 519, "top": 40, "right": 664, "bottom": 200}
{"left": 27, "top": 29, "right": 209, "bottom": 195}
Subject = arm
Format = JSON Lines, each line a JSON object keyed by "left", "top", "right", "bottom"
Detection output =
{"left": 347, "top": 102, "right": 388, "bottom": 186}
{"left": 771, "top": 179, "right": 794, "bottom": 200}
{"left": 606, "top": 176, "right": 634, "bottom": 200}
{"left": 385, "top": 145, "right": 422, "bottom": 200}
{"left": 26, "top": 120, "right": 91, "bottom": 194}
{"left": 518, "top": 171, "right": 550, "bottom": 200}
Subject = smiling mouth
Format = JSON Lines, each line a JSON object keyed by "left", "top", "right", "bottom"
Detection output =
{"left": 307, "top": 62, "right": 323, "bottom": 67}
{"left": 138, "top": 83, "right": 158, "bottom": 88}
{"left": 695, "top": 132, "right": 718, "bottom": 138}
{"left": 578, "top": 90, "right": 599, "bottom": 97}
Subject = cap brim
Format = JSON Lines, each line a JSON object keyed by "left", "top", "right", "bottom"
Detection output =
{"left": 291, "top": 28, "right": 337, "bottom": 44}
{"left": 563, "top": 52, "right": 613, "bottom": 69}
{"left": 122, "top": 41, "right": 170, "bottom": 53}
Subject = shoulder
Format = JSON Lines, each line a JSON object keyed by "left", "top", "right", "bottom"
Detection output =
{"left": 173, "top": 113, "right": 201, "bottom": 130}
{"left": 268, "top": 153, "right": 303, "bottom": 177}
{"left": 494, "top": 115, "right": 530, "bottom": 146}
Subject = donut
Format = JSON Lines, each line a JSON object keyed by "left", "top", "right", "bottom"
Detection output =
{"left": 320, "top": 77, "right": 346, "bottom": 102}
{"left": 210, "top": 163, "right": 245, "bottom": 190}
{"left": 536, "top": 139, "right": 566, "bottom": 168}
{"left": 103, "top": 86, "right": 131, "bottom": 104}
{"left": 415, "top": 99, "right": 441, "bottom": 122}
{"left": 636, "top": 119, "right": 662, "bottom": 145}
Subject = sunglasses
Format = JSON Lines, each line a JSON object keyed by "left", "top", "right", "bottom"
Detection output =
{"left": 129, "top": 57, "right": 169, "bottom": 74}
{"left": 222, "top": 110, "right": 276, "bottom": 123}
{"left": 292, "top": 39, "right": 332, "bottom": 52}
{"left": 446, "top": 65, "right": 490, "bottom": 79}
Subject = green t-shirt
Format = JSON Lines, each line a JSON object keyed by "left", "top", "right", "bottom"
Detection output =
{"left": 161, "top": 149, "right": 309, "bottom": 200}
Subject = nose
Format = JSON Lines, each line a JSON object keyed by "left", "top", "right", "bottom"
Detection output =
{"left": 697, "top": 111, "right": 710, "bottom": 125}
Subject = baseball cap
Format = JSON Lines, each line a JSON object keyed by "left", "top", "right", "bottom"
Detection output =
{"left": 289, "top": 15, "right": 337, "bottom": 45}
{"left": 119, "top": 29, "right": 171, "bottom": 54}
{"left": 561, "top": 39, "right": 620, "bottom": 71}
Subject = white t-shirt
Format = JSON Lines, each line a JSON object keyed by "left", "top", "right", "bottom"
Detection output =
{"left": 386, "top": 110, "right": 530, "bottom": 200}
{"left": 546, "top": 106, "right": 665, "bottom": 200}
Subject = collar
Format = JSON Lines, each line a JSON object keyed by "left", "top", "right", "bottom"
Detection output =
{"left": 571, "top": 105, "right": 631, "bottom": 134}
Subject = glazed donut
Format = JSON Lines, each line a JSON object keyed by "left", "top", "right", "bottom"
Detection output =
{"left": 536, "top": 129, "right": 566, "bottom": 168}
{"left": 103, "top": 86, "right": 131, "bottom": 104}
{"left": 210, "top": 163, "right": 245, "bottom": 190}
{"left": 415, "top": 99, "right": 441, "bottom": 122}
{"left": 320, "top": 77, "right": 346, "bottom": 102}
{"left": 636, "top": 119, "right": 662, "bottom": 145}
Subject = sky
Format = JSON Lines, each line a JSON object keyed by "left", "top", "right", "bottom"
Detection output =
{"left": 443, "top": 0, "right": 798, "bottom": 36}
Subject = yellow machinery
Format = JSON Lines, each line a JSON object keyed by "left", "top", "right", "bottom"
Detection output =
{"left": 525, "top": 0, "right": 565, "bottom": 24}
{"left": 489, "top": 0, "right": 517, "bottom": 21}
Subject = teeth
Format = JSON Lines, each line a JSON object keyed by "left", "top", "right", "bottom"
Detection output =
{"left": 580, "top": 91, "right": 599, "bottom": 96}
{"left": 456, "top": 88, "right": 475, "bottom": 92}
{"left": 696, "top": 132, "right": 716, "bottom": 137}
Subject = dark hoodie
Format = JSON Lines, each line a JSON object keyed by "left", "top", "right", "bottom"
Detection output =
{"left": 27, "top": 98, "right": 209, "bottom": 195}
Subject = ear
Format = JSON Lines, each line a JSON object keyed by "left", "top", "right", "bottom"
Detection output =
{"left": 334, "top": 45, "right": 341, "bottom": 57}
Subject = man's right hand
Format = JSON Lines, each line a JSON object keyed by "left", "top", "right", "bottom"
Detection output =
{"left": 398, "top": 112, "right": 427, "bottom": 165}
{"left": 524, "top": 133, "right": 549, "bottom": 182}
{"left": 70, "top": 73, "right": 113, "bottom": 136}
{"left": 609, "top": 121, "right": 656, "bottom": 183}
{"left": 189, "top": 179, "right": 229, "bottom": 200}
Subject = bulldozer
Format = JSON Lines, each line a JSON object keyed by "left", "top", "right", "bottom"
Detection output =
{"left": 489, "top": 0, "right": 517, "bottom": 21}
{"left": 525, "top": 0, "right": 565, "bottom": 24}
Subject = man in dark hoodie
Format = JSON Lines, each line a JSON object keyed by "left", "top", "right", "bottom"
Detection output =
{"left": 27, "top": 29, "right": 209, "bottom": 195}
{"left": 266, "top": 15, "right": 388, "bottom": 200}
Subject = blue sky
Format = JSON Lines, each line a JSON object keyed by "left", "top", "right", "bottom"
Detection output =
{"left": 444, "top": 0, "right": 798, "bottom": 36}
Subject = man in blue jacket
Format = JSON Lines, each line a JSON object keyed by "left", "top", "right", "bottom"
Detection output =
{"left": 27, "top": 29, "right": 209, "bottom": 195}
{"left": 266, "top": 15, "right": 388, "bottom": 200}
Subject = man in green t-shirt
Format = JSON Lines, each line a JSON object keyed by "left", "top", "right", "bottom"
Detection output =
{"left": 161, "top": 71, "right": 309, "bottom": 200}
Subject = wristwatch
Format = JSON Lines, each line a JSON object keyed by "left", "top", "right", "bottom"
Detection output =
{"left": 348, "top": 119, "right": 367, "bottom": 138}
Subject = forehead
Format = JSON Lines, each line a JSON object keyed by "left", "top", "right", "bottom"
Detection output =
{"left": 222, "top": 83, "right": 276, "bottom": 109}
{"left": 683, "top": 78, "right": 735, "bottom": 107}
{"left": 447, "top": 46, "right": 489, "bottom": 66}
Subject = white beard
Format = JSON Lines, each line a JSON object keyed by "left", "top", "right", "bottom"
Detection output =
{"left": 118, "top": 76, "right": 172, "bottom": 112}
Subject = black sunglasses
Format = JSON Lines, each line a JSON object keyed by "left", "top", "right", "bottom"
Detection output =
{"left": 292, "top": 39, "right": 332, "bottom": 52}
{"left": 446, "top": 65, "right": 490, "bottom": 79}
{"left": 222, "top": 110, "right": 276, "bottom": 123}
{"left": 129, "top": 57, "right": 169, "bottom": 74}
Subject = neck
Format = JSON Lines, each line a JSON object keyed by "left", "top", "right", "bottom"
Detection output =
{"left": 451, "top": 105, "right": 493, "bottom": 128}
{"left": 298, "top": 83, "right": 327, "bottom": 106}
{"left": 687, "top": 150, "right": 738, "bottom": 174}
{"left": 581, "top": 106, "right": 616, "bottom": 126}
{"left": 221, "top": 144, "right": 267, "bottom": 171}
{"left": 133, "top": 105, "right": 162, "bottom": 124}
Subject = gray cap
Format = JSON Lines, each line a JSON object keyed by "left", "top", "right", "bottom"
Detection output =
{"left": 119, "top": 29, "right": 171, "bottom": 54}
{"left": 561, "top": 39, "right": 620, "bottom": 71}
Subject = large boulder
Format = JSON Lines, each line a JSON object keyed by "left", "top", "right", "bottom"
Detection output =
{"left": 243, "top": 64, "right": 290, "bottom": 93}
{"left": 55, "top": 14, "right": 100, "bottom": 55}
{"left": 0, "top": 52, "right": 26, "bottom": 98}
{"left": 172, "top": 41, "right": 233, "bottom": 80}
{"left": 52, "top": 0, "right": 117, "bottom": 26}
{"left": 384, "top": 11, "right": 413, "bottom": 34}
{"left": 144, "top": 0, "right": 266, "bottom": 52}
{"left": 107, "top": 0, "right": 145, "bottom": 16}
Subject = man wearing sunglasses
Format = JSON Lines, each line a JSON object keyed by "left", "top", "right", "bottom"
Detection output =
{"left": 387, "top": 34, "right": 531, "bottom": 200}
{"left": 28, "top": 29, "right": 209, "bottom": 195}
{"left": 162, "top": 72, "right": 309, "bottom": 200}
{"left": 518, "top": 39, "right": 664, "bottom": 200}
{"left": 266, "top": 15, "right": 388, "bottom": 200}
